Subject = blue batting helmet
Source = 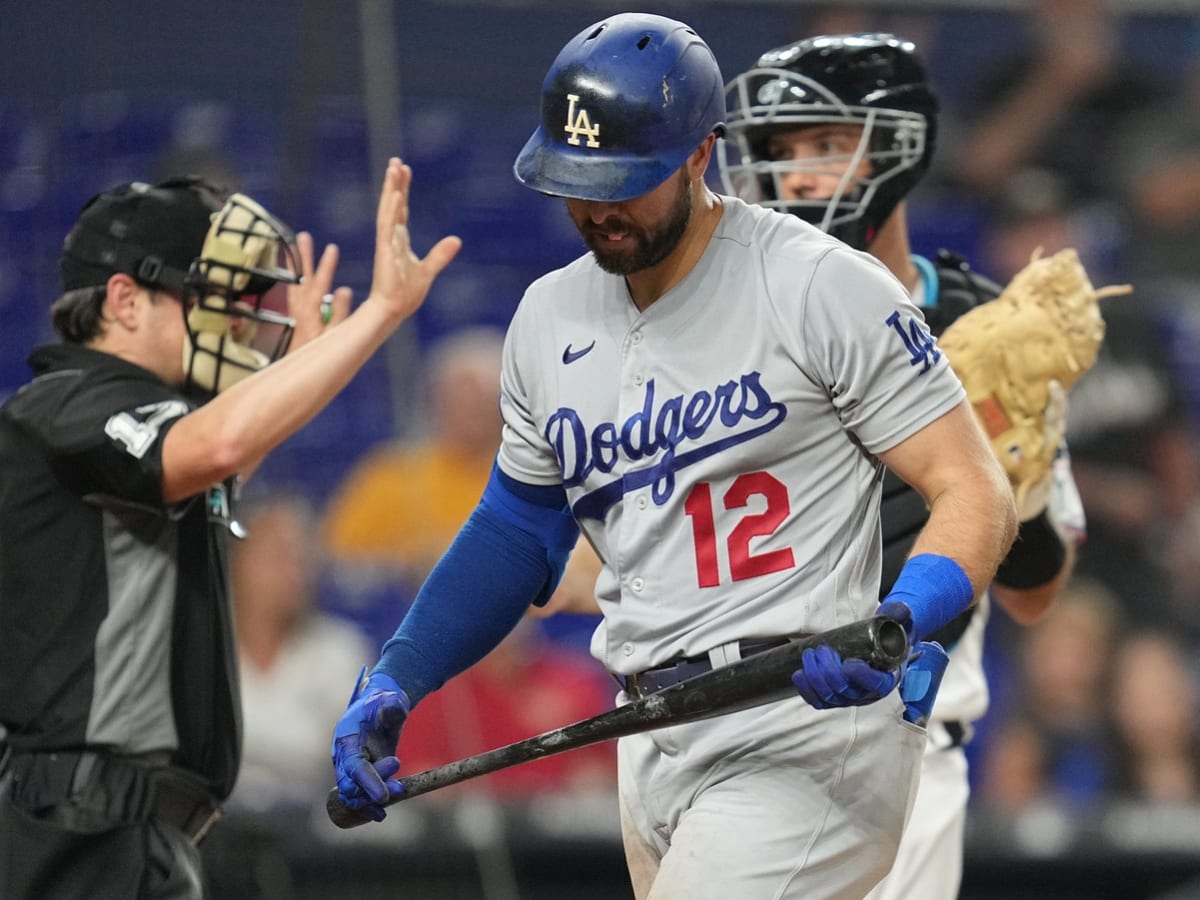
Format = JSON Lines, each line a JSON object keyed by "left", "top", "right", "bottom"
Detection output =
{"left": 514, "top": 13, "right": 726, "bottom": 202}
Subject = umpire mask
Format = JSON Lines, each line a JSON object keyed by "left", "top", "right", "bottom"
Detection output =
{"left": 182, "top": 192, "right": 300, "bottom": 399}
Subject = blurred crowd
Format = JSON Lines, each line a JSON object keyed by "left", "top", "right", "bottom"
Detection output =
{"left": 4, "top": 0, "right": 1200, "bottom": 895}
{"left": 225, "top": 324, "right": 618, "bottom": 819}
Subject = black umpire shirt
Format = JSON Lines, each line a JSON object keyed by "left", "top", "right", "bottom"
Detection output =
{"left": 0, "top": 343, "right": 242, "bottom": 800}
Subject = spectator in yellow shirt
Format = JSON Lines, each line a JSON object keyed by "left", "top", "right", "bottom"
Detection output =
{"left": 322, "top": 326, "right": 504, "bottom": 588}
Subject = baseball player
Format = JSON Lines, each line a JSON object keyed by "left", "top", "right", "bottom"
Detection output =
{"left": 0, "top": 160, "right": 459, "bottom": 900}
{"left": 719, "top": 34, "right": 1085, "bottom": 900}
{"left": 331, "top": 14, "right": 1017, "bottom": 900}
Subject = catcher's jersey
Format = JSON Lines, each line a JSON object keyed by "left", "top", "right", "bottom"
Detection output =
{"left": 897, "top": 252, "right": 1087, "bottom": 727}
{"left": 879, "top": 252, "right": 1001, "bottom": 596}
{"left": 498, "top": 197, "right": 965, "bottom": 674}
{"left": 0, "top": 344, "right": 243, "bottom": 797}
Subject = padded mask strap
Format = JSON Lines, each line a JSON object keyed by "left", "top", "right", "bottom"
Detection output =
{"left": 62, "top": 228, "right": 190, "bottom": 293}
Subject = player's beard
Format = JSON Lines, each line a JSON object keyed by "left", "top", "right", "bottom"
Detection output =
{"left": 578, "top": 171, "right": 693, "bottom": 276}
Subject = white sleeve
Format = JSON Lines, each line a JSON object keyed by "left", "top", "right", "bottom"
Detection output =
{"left": 496, "top": 292, "right": 563, "bottom": 486}
{"left": 789, "top": 246, "right": 966, "bottom": 455}
{"left": 1049, "top": 444, "right": 1087, "bottom": 544}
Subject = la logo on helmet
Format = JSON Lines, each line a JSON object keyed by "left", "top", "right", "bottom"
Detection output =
{"left": 564, "top": 94, "right": 601, "bottom": 148}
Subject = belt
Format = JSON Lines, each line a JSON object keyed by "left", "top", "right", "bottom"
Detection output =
{"left": 149, "top": 767, "right": 223, "bottom": 845}
{"left": 941, "top": 720, "right": 969, "bottom": 749}
{"left": 6, "top": 749, "right": 222, "bottom": 845}
{"left": 620, "top": 637, "right": 792, "bottom": 700}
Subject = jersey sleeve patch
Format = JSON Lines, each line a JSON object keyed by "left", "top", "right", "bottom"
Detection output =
{"left": 104, "top": 400, "right": 189, "bottom": 459}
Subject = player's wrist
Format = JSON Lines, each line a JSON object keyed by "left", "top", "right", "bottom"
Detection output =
{"left": 364, "top": 669, "right": 408, "bottom": 704}
{"left": 993, "top": 509, "right": 1067, "bottom": 590}
{"left": 882, "top": 554, "right": 974, "bottom": 642}
{"left": 360, "top": 293, "right": 410, "bottom": 330}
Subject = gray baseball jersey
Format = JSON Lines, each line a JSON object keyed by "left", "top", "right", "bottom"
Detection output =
{"left": 498, "top": 196, "right": 965, "bottom": 675}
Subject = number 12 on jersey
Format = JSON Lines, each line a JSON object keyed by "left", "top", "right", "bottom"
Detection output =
{"left": 683, "top": 471, "right": 796, "bottom": 588}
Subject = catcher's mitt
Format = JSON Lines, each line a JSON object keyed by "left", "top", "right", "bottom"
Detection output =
{"left": 937, "top": 248, "right": 1131, "bottom": 517}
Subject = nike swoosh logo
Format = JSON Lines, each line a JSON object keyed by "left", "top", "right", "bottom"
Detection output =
{"left": 562, "top": 341, "right": 596, "bottom": 365}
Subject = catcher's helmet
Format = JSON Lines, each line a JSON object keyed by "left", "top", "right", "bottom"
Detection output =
{"left": 514, "top": 13, "right": 726, "bottom": 202}
{"left": 718, "top": 33, "right": 937, "bottom": 248}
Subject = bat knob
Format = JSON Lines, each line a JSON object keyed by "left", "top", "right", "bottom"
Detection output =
{"left": 873, "top": 617, "right": 910, "bottom": 666}
{"left": 325, "top": 787, "right": 374, "bottom": 829}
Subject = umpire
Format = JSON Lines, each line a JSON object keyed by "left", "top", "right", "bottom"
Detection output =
{"left": 0, "top": 162, "right": 460, "bottom": 899}
{"left": 0, "top": 179, "right": 289, "bottom": 899}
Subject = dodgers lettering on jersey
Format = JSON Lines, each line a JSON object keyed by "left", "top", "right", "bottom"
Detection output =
{"left": 498, "top": 197, "right": 963, "bottom": 674}
{"left": 550, "top": 372, "right": 788, "bottom": 520}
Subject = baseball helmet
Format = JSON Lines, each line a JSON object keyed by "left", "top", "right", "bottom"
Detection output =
{"left": 514, "top": 12, "right": 726, "bottom": 202}
{"left": 718, "top": 33, "right": 937, "bottom": 248}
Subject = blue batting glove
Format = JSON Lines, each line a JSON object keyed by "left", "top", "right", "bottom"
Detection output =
{"left": 791, "top": 602, "right": 916, "bottom": 710}
{"left": 898, "top": 641, "right": 950, "bottom": 726}
{"left": 331, "top": 667, "right": 411, "bottom": 822}
{"left": 791, "top": 644, "right": 902, "bottom": 709}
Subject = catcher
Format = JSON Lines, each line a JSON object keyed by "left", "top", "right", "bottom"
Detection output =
{"left": 716, "top": 33, "right": 1131, "bottom": 900}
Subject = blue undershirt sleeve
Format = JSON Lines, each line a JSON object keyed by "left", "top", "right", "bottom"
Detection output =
{"left": 371, "top": 464, "right": 580, "bottom": 706}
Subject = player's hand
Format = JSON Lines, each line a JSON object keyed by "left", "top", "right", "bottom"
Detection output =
{"left": 287, "top": 231, "right": 351, "bottom": 350}
{"left": 366, "top": 158, "right": 461, "bottom": 326}
{"left": 791, "top": 601, "right": 914, "bottom": 710}
{"left": 331, "top": 667, "right": 411, "bottom": 822}
{"left": 791, "top": 645, "right": 903, "bottom": 709}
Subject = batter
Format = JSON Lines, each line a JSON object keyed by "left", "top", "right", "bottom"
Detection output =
{"left": 331, "top": 14, "right": 1018, "bottom": 899}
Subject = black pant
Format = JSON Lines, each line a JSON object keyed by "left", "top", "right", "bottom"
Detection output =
{"left": 0, "top": 751, "right": 211, "bottom": 900}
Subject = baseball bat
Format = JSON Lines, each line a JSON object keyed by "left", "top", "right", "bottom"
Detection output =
{"left": 326, "top": 615, "right": 907, "bottom": 829}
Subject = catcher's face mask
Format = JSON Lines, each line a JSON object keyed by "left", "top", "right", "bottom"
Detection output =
{"left": 718, "top": 68, "right": 928, "bottom": 248}
{"left": 182, "top": 193, "right": 300, "bottom": 399}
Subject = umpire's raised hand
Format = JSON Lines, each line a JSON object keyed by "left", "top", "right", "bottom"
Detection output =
{"left": 365, "top": 158, "right": 461, "bottom": 326}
